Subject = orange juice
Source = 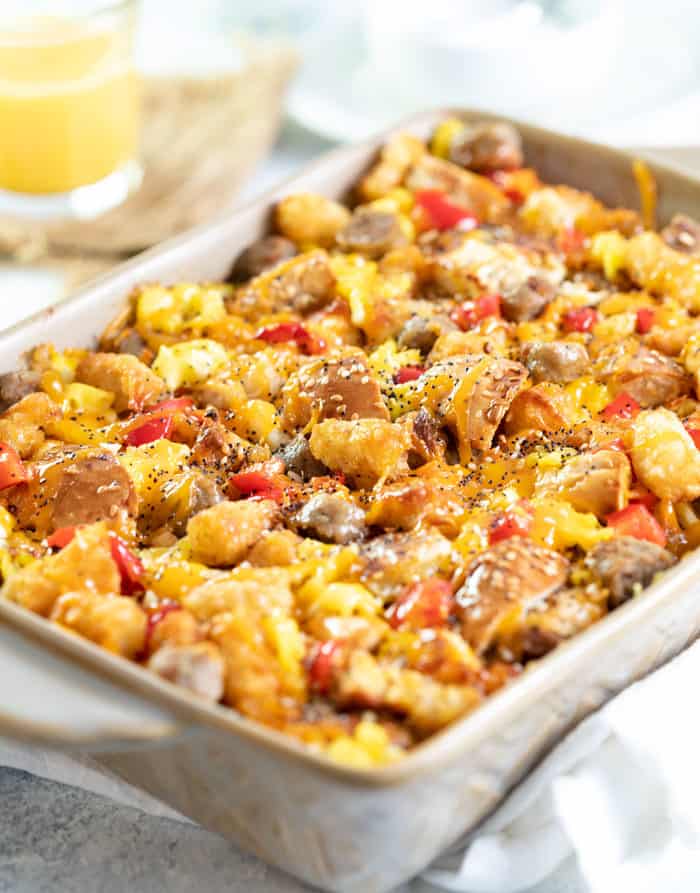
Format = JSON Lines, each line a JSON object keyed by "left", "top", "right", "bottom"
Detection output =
{"left": 0, "top": 15, "right": 140, "bottom": 194}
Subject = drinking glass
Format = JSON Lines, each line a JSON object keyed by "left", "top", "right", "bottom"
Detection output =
{"left": 0, "top": 0, "right": 142, "bottom": 220}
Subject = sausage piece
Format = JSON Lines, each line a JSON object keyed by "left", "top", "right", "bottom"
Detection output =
{"left": 229, "top": 235, "right": 297, "bottom": 282}
{"left": 501, "top": 275, "right": 556, "bottom": 322}
{"left": 276, "top": 434, "right": 330, "bottom": 482}
{"left": 53, "top": 453, "right": 137, "bottom": 530}
{"left": 448, "top": 121, "right": 524, "bottom": 174}
{"left": 521, "top": 340, "right": 590, "bottom": 384}
{"left": 397, "top": 314, "right": 458, "bottom": 356}
{"left": 3, "top": 448, "right": 136, "bottom": 535}
{"left": 335, "top": 209, "right": 407, "bottom": 259}
{"left": 292, "top": 491, "right": 366, "bottom": 544}
{"left": 0, "top": 370, "right": 41, "bottom": 413}
{"left": 661, "top": 214, "right": 700, "bottom": 255}
{"left": 115, "top": 329, "right": 148, "bottom": 358}
{"left": 585, "top": 536, "right": 676, "bottom": 607}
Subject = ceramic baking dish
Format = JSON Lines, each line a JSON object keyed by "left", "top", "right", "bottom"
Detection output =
{"left": 3, "top": 108, "right": 700, "bottom": 893}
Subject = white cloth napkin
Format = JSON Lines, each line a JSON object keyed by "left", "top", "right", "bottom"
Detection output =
{"left": 3, "top": 639, "right": 700, "bottom": 892}
{"left": 422, "top": 640, "right": 700, "bottom": 893}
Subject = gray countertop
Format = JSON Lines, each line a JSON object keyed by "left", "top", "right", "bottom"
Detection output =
{"left": 0, "top": 765, "right": 584, "bottom": 892}
{"left": 0, "top": 766, "right": 310, "bottom": 892}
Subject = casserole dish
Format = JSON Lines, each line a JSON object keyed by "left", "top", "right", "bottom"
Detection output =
{"left": 3, "top": 108, "right": 700, "bottom": 892}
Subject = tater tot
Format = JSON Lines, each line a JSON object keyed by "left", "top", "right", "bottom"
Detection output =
{"left": 631, "top": 408, "right": 700, "bottom": 502}
{"left": 187, "top": 499, "right": 278, "bottom": 567}
{"left": 275, "top": 193, "right": 350, "bottom": 248}
{"left": 50, "top": 591, "right": 147, "bottom": 658}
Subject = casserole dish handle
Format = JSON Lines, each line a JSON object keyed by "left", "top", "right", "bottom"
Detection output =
{"left": 1, "top": 620, "right": 185, "bottom": 748}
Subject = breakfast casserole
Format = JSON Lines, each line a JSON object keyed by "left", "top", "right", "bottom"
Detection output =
{"left": 2, "top": 117, "right": 699, "bottom": 767}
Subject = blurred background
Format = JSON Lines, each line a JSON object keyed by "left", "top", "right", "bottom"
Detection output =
{"left": 1, "top": 0, "right": 700, "bottom": 319}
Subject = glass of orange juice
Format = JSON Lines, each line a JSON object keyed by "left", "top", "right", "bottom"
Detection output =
{"left": 0, "top": 0, "right": 141, "bottom": 219}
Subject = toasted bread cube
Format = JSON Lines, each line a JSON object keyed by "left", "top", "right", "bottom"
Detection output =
{"left": 76, "top": 352, "right": 166, "bottom": 412}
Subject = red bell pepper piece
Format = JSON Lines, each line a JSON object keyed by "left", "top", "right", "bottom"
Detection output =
{"left": 393, "top": 365, "right": 426, "bottom": 384}
{"left": 557, "top": 227, "right": 586, "bottom": 254}
{"left": 386, "top": 579, "right": 454, "bottom": 630}
{"left": 476, "top": 292, "right": 502, "bottom": 319}
{"left": 487, "top": 170, "right": 525, "bottom": 205}
{"left": 450, "top": 305, "right": 473, "bottom": 330}
{"left": 47, "top": 525, "right": 77, "bottom": 549}
{"left": 308, "top": 639, "right": 342, "bottom": 693}
{"left": 562, "top": 306, "right": 598, "bottom": 333}
{"left": 601, "top": 391, "right": 640, "bottom": 421}
{"left": 255, "top": 322, "right": 325, "bottom": 355}
{"left": 125, "top": 414, "right": 174, "bottom": 447}
{"left": 488, "top": 504, "right": 533, "bottom": 545}
{"left": 631, "top": 491, "right": 659, "bottom": 513}
{"left": 607, "top": 503, "right": 666, "bottom": 547}
{"left": 109, "top": 533, "right": 145, "bottom": 594}
{"left": 636, "top": 307, "right": 655, "bottom": 334}
{"left": 228, "top": 470, "right": 285, "bottom": 503}
{"left": 125, "top": 396, "right": 196, "bottom": 447}
{"left": 414, "top": 189, "right": 478, "bottom": 231}
{"left": 450, "top": 292, "right": 501, "bottom": 330}
{"left": 504, "top": 187, "right": 525, "bottom": 205}
{"left": 0, "top": 442, "right": 28, "bottom": 490}
{"left": 687, "top": 428, "right": 700, "bottom": 450}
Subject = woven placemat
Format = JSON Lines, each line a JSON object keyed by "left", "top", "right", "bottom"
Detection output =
{"left": 0, "top": 37, "right": 298, "bottom": 292}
